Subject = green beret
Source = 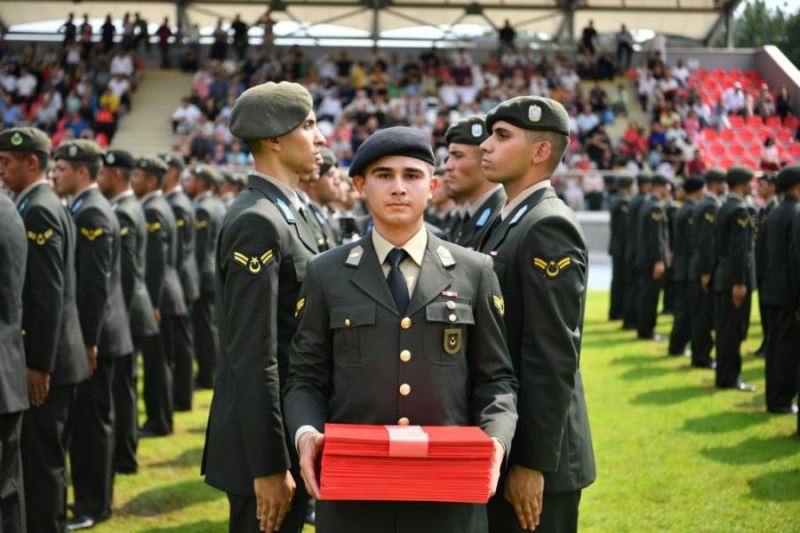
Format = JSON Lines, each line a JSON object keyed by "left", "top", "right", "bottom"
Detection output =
{"left": 636, "top": 172, "right": 652, "bottom": 185}
{"left": 776, "top": 164, "right": 800, "bottom": 190}
{"left": 445, "top": 116, "right": 489, "bottom": 146}
{"left": 726, "top": 165, "right": 754, "bottom": 186}
{"left": 229, "top": 81, "right": 313, "bottom": 141}
{"left": 192, "top": 164, "right": 222, "bottom": 187}
{"left": 705, "top": 168, "right": 727, "bottom": 183}
{"left": 319, "top": 147, "right": 338, "bottom": 175}
{"left": 54, "top": 140, "right": 103, "bottom": 163}
{"left": 103, "top": 150, "right": 135, "bottom": 169}
{"left": 0, "top": 127, "right": 51, "bottom": 155}
{"left": 135, "top": 155, "right": 168, "bottom": 176}
{"left": 486, "top": 96, "right": 570, "bottom": 137}
{"left": 616, "top": 176, "right": 634, "bottom": 188}
{"left": 349, "top": 127, "right": 434, "bottom": 177}
{"left": 683, "top": 176, "right": 705, "bottom": 193}
{"left": 652, "top": 174, "right": 671, "bottom": 187}
{"left": 160, "top": 153, "right": 186, "bottom": 170}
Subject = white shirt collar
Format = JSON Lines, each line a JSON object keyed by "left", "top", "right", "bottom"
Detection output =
{"left": 371, "top": 224, "right": 428, "bottom": 268}
{"left": 467, "top": 184, "right": 502, "bottom": 217}
{"left": 252, "top": 171, "right": 304, "bottom": 211}
{"left": 500, "top": 179, "right": 551, "bottom": 220}
{"left": 109, "top": 188, "right": 134, "bottom": 206}
{"left": 14, "top": 178, "right": 48, "bottom": 208}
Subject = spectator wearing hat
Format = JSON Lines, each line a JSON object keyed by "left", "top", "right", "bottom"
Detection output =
{"left": 713, "top": 166, "right": 757, "bottom": 392}
{"left": 608, "top": 175, "right": 634, "bottom": 321}
{"left": 201, "top": 81, "right": 326, "bottom": 533}
{"left": 0, "top": 127, "right": 89, "bottom": 533}
{"left": 53, "top": 140, "right": 133, "bottom": 531}
{"left": 668, "top": 177, "right": 706, "bottom": 356}
{"left": 132, "top": 155, "right": 186, "bottom": 436}
{"left": 161, "top": 153, "right": 199, "bottom": 412}
{"left": 478, "top": 96, "right": 595, "bottom": 532}
{"left": 761, "top": 165, "right": 800, "bottom": 414}
{"left": 443, "top": 116, "right": 505, "bottom": 249}
{"left": 97, "top": 149, "right": 159, "bottom": 475}
{"left": 184, "top": 165, "right": 226, "bottom": 389}
{"left": 688, "top": 169, "right": 727, "bottom": 370}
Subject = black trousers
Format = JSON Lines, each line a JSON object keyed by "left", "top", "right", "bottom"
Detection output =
{"left": 193, "top": 291, "right": 218, "bottom": 389}
{"left": 757, "top": 286, "right": 770, "bottom": 351}
{"left": 714, "top": 290, "right": 751, "bottom": 387}
{"left": 609, "top": 256, "right": 626, "bottom": 320}
{"left": 226, "top": 466, "right": 308, "bottom": 533}
{"left": 765, "top": 306, "right": 800, "bottom": 409}
{"left": 142, "top": 328, "right": 173, "bottom": 435}
{"left": 70, "top": 356, "right": 116, "bottom": 518}
{"left": 22, "top": 384, "right": 76, "bottom": 533}
{"left": 690, "top": 282, "right": 715, "bottom": 367}
{"left": 113, "top": 350, "right": 138, "bottom": 473}
{"left": 171, "top": 309, "right": 194, "bottom": 412}
{"left": 0, "top": 411, "right": 25, "bottom": 533}
{"left": 488, "top": 490, "right": 581, "bottom": 533}
{"left": 622, "top": 263, "right": 639, "bottom": 328}
{"left": 637, "top": 269, "right": 663, "bottom": 339}
{"left": 668, "top": 281, "right": 692, "bottom": 355}
{"left": 662, "top": 268, "right": 675, "bottom": 314}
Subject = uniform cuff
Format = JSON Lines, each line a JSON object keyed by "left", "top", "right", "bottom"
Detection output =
{"left": 295, "top": 425, "right": 321, "bottom": 452}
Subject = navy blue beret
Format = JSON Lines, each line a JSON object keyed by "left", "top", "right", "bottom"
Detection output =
{"left": 349, "top": 127, "right": 435, "bottom": 177}
{"left": 103, "top": 149, "right": 135, "bottom": 169}
{"left": 682, "top": 176, "right": 705, "bottom": 193}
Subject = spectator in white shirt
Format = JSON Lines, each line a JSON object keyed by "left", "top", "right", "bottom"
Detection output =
{"left": 672, "top": 60, "right": 690, "bottom": 88}
{"left": 637, "top": 71, "right": 657, "bottom": 110}
{"left": 576, "top": 103, "right": 600, "bottom": 140}
{"left": 110, "top": 51, "right": 134, "bottom": 77}
{"left": 108, "top": 74, "right": 131, "bottom": 99}
{"left": 16, "top": 69, "right": 38, "bottom": 102}
{"left": 722, "top": 82, "right": 746, "bottom": 115}
{"left": 560, "top": 67, "right": 581, "bottom": 93}
{"left": 171, "top": 96, "right": 202, "bottom": 134}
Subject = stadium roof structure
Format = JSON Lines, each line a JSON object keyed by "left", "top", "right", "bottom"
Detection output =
{"left": 0, "top": 0, "right": 744, "bottom": 47}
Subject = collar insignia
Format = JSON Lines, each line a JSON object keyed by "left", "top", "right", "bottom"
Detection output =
{"left": 345, "top": 245, "right": 363, "bottom": 267}
{"left": 437, "top": 245, "right": 455, "bottom": 268}
{"left": 475, "top": 207, "right": 491, "bottom": 228}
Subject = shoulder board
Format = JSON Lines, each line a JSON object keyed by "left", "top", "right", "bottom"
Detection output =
{"left": 345, "top": 245, "right": 364, "bottom": 267}
{"left": 475, "top": 207, "right": 491, "bottom": 228}
{"left": 437, "top": 245, "right": 456, "bottom": 268}
{"left": 509, "top": 204, "right": 529, "bottom": 225}
{"left": 275, "top": 198, "right": 296, "bottom": 223}
{"left": 70, "top": 197, "right": 85, "bottom": 214}
{"left": 17, "top": 196, "right": 30, "bottom": 214}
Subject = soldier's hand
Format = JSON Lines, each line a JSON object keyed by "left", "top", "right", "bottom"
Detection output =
{"left": 701, "top": 274, "right": 711, "bottom": 292}
{"left": 253, "top": 471, "right": 295, "bottom": 532}
{"left": 504, "top": 465, "right": 544, "bottom": 531}
{"left": 731, "top": 284, "right": 747, "bottom": 308}
{"left": 153, "top": 308, "right": 162, "bottom": 323}
{"left": 488, "top": 439, "right": 505, "bottom": 497}
{"left": 298, "top": 431, "right": 325, "bottom": 499}
{"left": 27, "top": 369, "right": 51, "bottom": 406}
{"left": 86, "top": 345, "right": 98, "bottom": 375}
{"left": 652, "top": 261, "right": 666, "bottom": 280}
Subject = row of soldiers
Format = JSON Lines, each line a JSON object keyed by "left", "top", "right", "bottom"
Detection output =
{"left": 0, "top": 124, "right": 367, "bottom": 532}
{"left": 608, "top": 164, "right": 800, "bottom": 424}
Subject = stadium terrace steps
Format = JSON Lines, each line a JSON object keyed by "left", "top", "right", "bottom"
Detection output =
{"left": 580, "top": 79, "right": 649, "bottom": 143}
{"left": 111, "top": 69, "right": 192, "bottom": 155}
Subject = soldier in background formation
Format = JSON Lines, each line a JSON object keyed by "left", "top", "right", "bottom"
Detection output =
{"left": 609, "top": 163, "right": 800, "bottom": 418}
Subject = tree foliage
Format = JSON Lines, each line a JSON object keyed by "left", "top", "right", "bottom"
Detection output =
{"left": 714, "top": 0, "right": 800, "bottom": 68}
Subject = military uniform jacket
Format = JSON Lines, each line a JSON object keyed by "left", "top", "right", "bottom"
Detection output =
{"left": 284, "top": 231, "right": 518, "bottom": 533}
{"left": 762, "top": 197, "right": 800, "bottom": 308}
{"left": 689, "top": 194, "right": 721, "bottom": 282}
{"left": 456, "top": 187, "right": 507, "bottom": 249}
{"left": 143, "top": 193, "right": 187, "bottom": 317}
{"left": 194, "top": 193, "right": 226, "bottom": 295}
{"left": 713, "top": 195, "right": 756, "bottom": 292}
{"left": 755, "top": 196, "right": 778, "bottom": 286}
{"left": 671, "top": 198, "right": 696, "bottom": 282}
{"left": 202, "top": 174, "right": 319, "bottom": 495}
{"left": 165, "top": 188, "right": 200, "bottom": 303}
{"left": 479, "top": 186, "right": 596, "bottom": 494}
{"left": 308, "top": 201, "right": 338, "bottom": 251}
{"left": 608, "top": 194, "right": 630, "bottom": 258}
{"left": 623, "top": 192, "right": 647, "bottom": 266}
{"left": 18, "top": 182, "right": 88, "bottom": 386}
{"left": 113, "top": 191, "right": 158, "bottom": 339}
{"left": 635, "top": 196, "right": 669, "bottom": 270}
{"left": 0, "top": 194, "right": 29, "bottom": 413}
{"left": 72, "top": 187, "right": 133, "bottom": 358}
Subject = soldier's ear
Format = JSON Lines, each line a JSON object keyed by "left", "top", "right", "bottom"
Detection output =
{"left": 352, "top": 174, "right": 365, "bottom": 195}
{"left": 429, "top": 173, "right": 439, "bottom": 201}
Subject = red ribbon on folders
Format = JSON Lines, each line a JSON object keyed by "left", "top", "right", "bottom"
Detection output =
{"left": 385, "top": 425, "right": 429, "bottom": 457}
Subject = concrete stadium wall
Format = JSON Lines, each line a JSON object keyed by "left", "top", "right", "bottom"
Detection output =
{"left": 756, "top": 45, "right": 800, "bottom": 114}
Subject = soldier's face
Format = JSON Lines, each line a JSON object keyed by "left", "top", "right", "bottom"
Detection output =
{"left": 0, "top": 152, "right": 28, "bottom": 192}
{"left": 318, "top": 168, "right": 341, "bottom": 204}
{"left": 480, "top": 121, "right": 538, "bottom": 185}
{"left": 444, "top": 143, "right": 483, "bottom": 201}
{"left": 279, "top": 112, "right": 326, "bottom": 178}
{"left": 53, "top": 159, "right": 79, "bottom": 196}
{"left": 97, "top": 167, "right": 116, "bottom": 197}
{"left": 130, "top": 168, "right": 149, "bottom": 198}
{"left": 184, "top": 174, "right": 200, "bottom": 197}
{"left": 355, "top": 155, "right": 434, "bottom": 231}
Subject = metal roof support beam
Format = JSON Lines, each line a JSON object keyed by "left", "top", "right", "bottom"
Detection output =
{"left": 702, "top": 0, "right": 743, "bottom": 47}
{"left": 554, "top": 0, "right": 576, "bottom": 44}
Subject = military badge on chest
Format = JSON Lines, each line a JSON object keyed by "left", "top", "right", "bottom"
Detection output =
{"left": 444, "top": 328, "right": 462, "bottom": 355}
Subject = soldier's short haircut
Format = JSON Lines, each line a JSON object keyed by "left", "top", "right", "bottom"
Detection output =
{"left": 524, "top": 130, "right": 568, "bottom": 173}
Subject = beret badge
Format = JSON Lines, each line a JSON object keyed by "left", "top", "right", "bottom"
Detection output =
{"left": 528, "top": 105, "right": 542, "bottom": 123}
{"left": 11, "top": 132, "right": 23, "bottom": 146}
{"left": 471, "top": 124, "right": 483, "bottom": 138}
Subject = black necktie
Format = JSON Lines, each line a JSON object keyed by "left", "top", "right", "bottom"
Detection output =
{"left": 386, "top": 248, "right": 409, "bottom": 314}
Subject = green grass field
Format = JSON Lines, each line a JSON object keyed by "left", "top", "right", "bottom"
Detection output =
{"left": 90, "top": 290, "right": 800, "bottom": 532}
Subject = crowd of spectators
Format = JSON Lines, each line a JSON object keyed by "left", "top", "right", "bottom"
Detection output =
{"left": 1, "top": 13, "right": 144, "bottom": 148}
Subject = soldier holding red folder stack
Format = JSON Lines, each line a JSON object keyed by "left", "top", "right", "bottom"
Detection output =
{"left": 285, "top": 126, "right": 518, "bottom": 532}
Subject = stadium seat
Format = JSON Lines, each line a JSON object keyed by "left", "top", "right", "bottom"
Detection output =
{"left": 709, "top": 143, "right": 727, "bottom": 157}
{"left": 785, "top": 116, "right": 799, "bottom": 130}
{"left": 701, "top": 128, "right": 718, "bottom": 141}
{"left": 729, "top": 115, "right": 745, "bottom": 128}
{"left": 746, "top": 116, "right": 763, "bottom": 127}
{"left": 747, "top": 144, "right": 762, "bottom": 157}
{"left": 766, "top": 116, "right": 782, "bottom": 128}
{"left": 720, "top": 129, "right": 736, "bottom": 142}
{"left": 728, "top": 143, "right": 746, "bottom": 157}
{"left": 737, "top": 128, "right": 755, "bottom": 143}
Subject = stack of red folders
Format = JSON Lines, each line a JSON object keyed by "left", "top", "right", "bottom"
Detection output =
{"left": 319, "top": 423, "right": 495, "bottom": 503}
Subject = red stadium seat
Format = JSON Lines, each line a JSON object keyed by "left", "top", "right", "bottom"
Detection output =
{"left": 728, "top": 143, "right": 746, "bottom": 157}
{"left": 709, "top": 142, "right": 727, "bottom": 157}
{"left": 729, "top": 115, "right": 745, "bottom": 128}
{"left": 720, "top": 129, "right": 736, "bottom": 142}
{"left": 702, "top": 128, "right": 718, "bottom": 141}
{"left": 766, "top": 116, "right": 782, "bottom": 128}
{"left": 789, "top": 144, "right": 800, "bottom": 160}
{"left": 785, "top": 116, "right": 799, "bottom": 130}
{"left": 747, "top": 143, "right": 762, "bottom": 157}
{"left": 746, "top": 115, "right": 763, "bottom": 127}
{"left": 737, "top": 128, "right": 755, "bottom": 143}
{"left": 776, "top": 128, "right": 794, "bottom": 142}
